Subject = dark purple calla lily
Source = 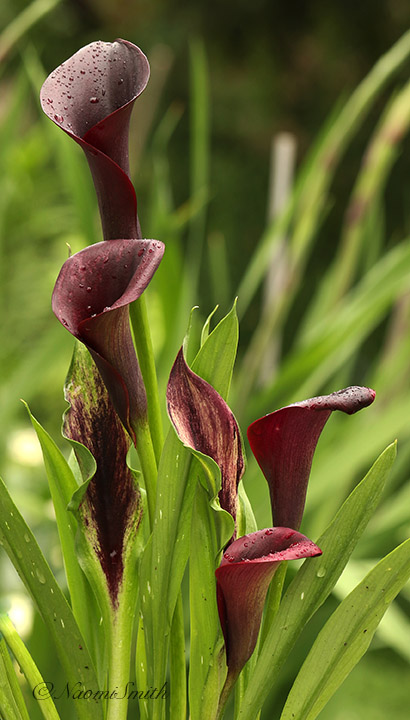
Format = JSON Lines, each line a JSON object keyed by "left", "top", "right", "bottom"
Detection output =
{"left": 216, "top": 528, "right": 321, "bottom": 678}
{"left": 247, "top": 386, "right": 376, "bottom": 531}
{"left": 52, "top": 238, "right": 164, "bottom": 443}
{"left": 64, "top": 342, "right": 142, "bottom": 607}
{"left": 40, "top": 39, "right": 149, "bottom": 240}
{"left": 166, "top": 348, "right": 244, "bottom": 523}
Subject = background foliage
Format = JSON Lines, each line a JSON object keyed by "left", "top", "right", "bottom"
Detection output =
{"left": 1, "top": 1, "right": 410, "bottom": 718}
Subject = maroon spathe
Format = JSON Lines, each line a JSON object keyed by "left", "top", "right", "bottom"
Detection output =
{"left": 40, "top": 39, "right": 149, "bottom": 240}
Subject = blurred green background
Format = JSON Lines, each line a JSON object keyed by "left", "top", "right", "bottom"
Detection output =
{"left": 1, "top": 1, "right": 410, "bottom": 718}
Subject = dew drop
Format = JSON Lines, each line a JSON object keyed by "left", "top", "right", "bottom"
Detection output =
{"left": 316, "top": 567, "right": 326, "bottom": 578}
{"left": 86, "top": 286, "right": 92, "bottom": 292}
{"left": 90, "top": 96, "right": 99, "bottom": 104}
{"left": 24, "top": 533, "right": 30, "bottom": 543}
{"left": 54, "top": 114, "right": 64, "bottom": 123}
{"left": 36, "top": 568, "right": 46, "bottom": 584}
{"left": 138, "top": 249, "right": 144, "bottom": 257}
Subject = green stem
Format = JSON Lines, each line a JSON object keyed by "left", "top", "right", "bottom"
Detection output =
{"left": 133, "top": 418, "right": 158, "bottom": 529}
{"left": 105, "top": 567, "right": 140, "bottom": 720}
{"left": 135, "top": 614, "right": 149, "bottom": 720}
{"left": 130, "top": 295, "right": 164, "bottom": 465}
{"left": 169, "top": 594, "right": 186, "bottom": 720}
{"left": 216, "top": 669, "right": 239, "bottom": 720}
{"left": 106, "top": 614, "right": 132, "bottom": 720}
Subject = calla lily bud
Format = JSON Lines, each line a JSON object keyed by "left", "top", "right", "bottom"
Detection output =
{"left": 167, "top": 348, "right": 244, "bottom": 523}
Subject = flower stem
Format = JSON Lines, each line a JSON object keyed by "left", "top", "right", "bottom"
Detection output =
{"left": 216, "top": 669, "right": 239, "bottom": 720}
{"left": 129, "top": 295, "right": 164, "bottom": 464}
{"left": 106, "top": 615, "right": 132, "bottom": 720}
{"left": 133, "top": 418, "right": 158, "bottom": 529}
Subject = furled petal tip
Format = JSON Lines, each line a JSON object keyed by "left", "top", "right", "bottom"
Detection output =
{"left": 166, "top": 348, "right": 244, "bottom": 522}
{"left": 52, "top": 238, "right": 164, "bottom": 441}
{"left": 247, "top": 386, "right": 375, "bottom": 530}
{"left": 216, "top": 528, "right": 321, "bottom": 675}
{"left": 40, "top": 39, "right": 150, "bottom": 240}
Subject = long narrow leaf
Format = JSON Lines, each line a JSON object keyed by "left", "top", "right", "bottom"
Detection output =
{"left": 0, "top": 477, "right": 103, "bottom": 720}
{"left": 281, "top": 537, "right": 410, "bottom": 720}
{"left": 0, "top": 615, "right": 60, "bottom": 720}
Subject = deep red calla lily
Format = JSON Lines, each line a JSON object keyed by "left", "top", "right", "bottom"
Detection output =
{"left": 40, "top": 39, "right": 149, "bottom": 240}
{"left": 247, "top": 386, "right": 376, "bottom": 530}
{"left": 166, "top": 348, "right": 244, "bottom": 523}
{"left": 52, "top": 238, "right": 164, "bottom": 442}
{"left": 216, "top": 528, "right": 321, "bottom": 677}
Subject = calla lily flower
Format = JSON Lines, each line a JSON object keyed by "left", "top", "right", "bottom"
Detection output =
{"left": 40, "top": 39, "right": 149, "bottom": 240}
{"left": 64, "top": 342, "right": 142, "bottom": 607}
{"left": 247, "top": 386, "right": 376, "bottom": 530}
{"left": 216, "top": 528, "right": 321, "bottom": 678}
{"left": 52, "top": 238, "right": 164, "bottom": 443}
{"left": 167, "top": 347, "right": 244, "bottom": 523}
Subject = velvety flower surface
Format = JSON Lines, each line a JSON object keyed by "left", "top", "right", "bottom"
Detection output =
{"left": 40, "top": 39, "right": 149, "bottom": 240}
{"left": 247, "top": 386, "right": 376, "bottom": 530}
{"left": 216, "top": 528, "right": 322, "bottom": 677}
{"left": 167, "top": 348, "right": 244, "bottom": 523}
{"left": 52, "top": 238, "right": 164, "bottom": 442}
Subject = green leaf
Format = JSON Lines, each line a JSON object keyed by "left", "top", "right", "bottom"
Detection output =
{"left": 238, "top": 442, "right": 396, "bottom": 720}
{"left": 192, "top": 298, "right": 238, "bottom": 400}
{"left": 0, "top": 637, "right": 29, "bottom": 720}
{"left": 201, "top": 305, "right": 219, "bottom": 347}
{"left": 0, "top": 477, "right": 103, "bottom": 720}
{"left": 281, "top": 537, "right": 410, "bottom": 720}
{"left": 24, "top": 403, "right": 95, "bottom": 654}
{"left": 0, "top": 614, "right": 60, "bottom": 720}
